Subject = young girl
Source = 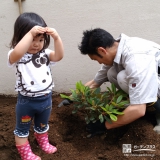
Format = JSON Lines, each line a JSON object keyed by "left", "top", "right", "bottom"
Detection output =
{"left": 8, "top": 12, "right": 64, "bottom": 160}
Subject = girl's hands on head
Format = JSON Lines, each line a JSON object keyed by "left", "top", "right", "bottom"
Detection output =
{"left": 45, "top": 27, "right": 64, "bottom": 62}
{"left": 46, "top": 27, "right": 59, "bottom": 40}
{"left": 30, "top": 26, "right": 46, "bottom": 37}
{"left": 30, "top": 26, "right": 60, "bottom": 40}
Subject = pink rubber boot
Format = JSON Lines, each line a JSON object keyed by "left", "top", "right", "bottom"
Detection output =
{"left": 34, "top": 132, "right": 57, "bottom": 154}
{"left": 16, "top": 141, "right": 41, "bottom": 160}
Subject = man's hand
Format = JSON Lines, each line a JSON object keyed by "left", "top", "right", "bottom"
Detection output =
{"left": 58, "top": 99, "right": 73, "bottom": 107}
{"left": 85, "top": 79, "right": 100, "bottom": 89}
{"left": 86, "top": 120, "right": 107, "bottom": 138}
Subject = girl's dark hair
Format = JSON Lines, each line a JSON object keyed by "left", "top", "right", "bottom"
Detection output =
{"left": 78, "top": 28, "right": 115, "bottom": 57}
{"left": 10, "top": 12, "right": 50, "bottom": 49}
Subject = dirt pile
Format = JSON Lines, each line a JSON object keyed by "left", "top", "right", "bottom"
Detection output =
{"left": 0, "top": 94, "right": 160, "bottom": 160}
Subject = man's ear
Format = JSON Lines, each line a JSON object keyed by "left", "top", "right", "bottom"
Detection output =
{"left": 97, "top": 47, "right": 106, "bottom": 56}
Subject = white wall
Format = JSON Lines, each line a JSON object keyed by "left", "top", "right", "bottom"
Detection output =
{"left": 1, "top": 0, "right": 160, "bottom": 95}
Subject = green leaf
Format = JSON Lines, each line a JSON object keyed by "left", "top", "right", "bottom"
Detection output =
{"left": 99, "top": 103, "right": 105, "bottom": 107}
{"left": 92, "top": 120, "right": 97, "bottom": 123}
{"left": 60, "top": 94, "right": 71, "bottom": 99}
{"left": 76, "top": 104, "right": 83, "bottom": 109}
{"left": 116, "top": 111, "right": 124, "bottom": 115}
{"left": 118, "top": 100, "right": 130, "bottom": 107}
{"left": 107, "top": 87, "right": 112, "bottom": 93}
{"left": 76, "top": 81, "right": 81, "bottom": 91}
{"left": 108, "top": 105, "right": 114, "bottom": 111}
{"left": 116, "top": 89, "right": 127, "bottom": 95}
{"left": 87, "top": 98, "right": 92, "bottom": 105}
{"left": 104, "top": 115, "right": 112, "bottom": 123}
{"left": 111, "top": 83, "right": 116, "bottom": 94}
{"left": 90, "top": 116, "right": 95, "bottom": 121}
{"left": 63, "top": 80, "right": 129, "bottom": 126}
{"left": 72, "top": 110, "right": 77, "bottom": 114}
{"left": 116, "top": 95, "right": 123, "bottom": 103}
{"left": 100, "top": 106, "right": 112, "bottom": 114}
{"left": 105, "top": 104, "right": 110, "bottom": 110}
{"left": 90, "top": 107, "right": 96, "bottom": 111}
{"left": 70, "top": 89, "right": 77, "bottom": 97}
{"left": 76, "top": 81, "right": 86, "bottom": 94}
{"left": 112, "top": 109, "right": 124, "bottom": 115}
{"left": 92, "top": 100, "right": 95, "bottom": 106}
{"left": 111, "top": 102, "right": 118, "bottom": 107}
{"left": 99, "top": 114, "right": 104, "bottom": 123}
{"left": 85, "top": 116, "right": 90, "bottom": 124}
{"left": 85, "top": 107, "right": 92, "bottom": 110}
{"left": 109, "top": 114, "right": 117, "bottom": 121}
{"left": 84, "top": 86, "right": 91, "bottom": 96}
{"left": 70, "top": 89, "right": 75, "bottom": 93}
{"left": 93, "top": 87, "right": 101, "bottom": 95}
{"left": 101, "top": 106, "right": 107, "bottom": 112}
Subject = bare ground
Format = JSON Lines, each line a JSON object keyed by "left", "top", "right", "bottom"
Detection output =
{"left": 0, "top": 94, "right": 160, "bottom": 160}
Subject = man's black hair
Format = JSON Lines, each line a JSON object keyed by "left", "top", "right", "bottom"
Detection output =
{"left": 78, "top": 28, "right": 115, "bottom": 57}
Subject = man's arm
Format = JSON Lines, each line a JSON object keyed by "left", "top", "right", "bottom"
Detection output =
{"left": 58, "top": 79, "right": 100, "bottom": 107}
{"left": 94, "top": 64, "right": 110, "bottom": 85}
{"left": 85, "top": 64, "right": 111, "bottom": 88}
{"left": 105, "top": 104, "right": 146, "bottom": 129}
{"left": 59, "top": 65, "right": 109, "bottom": 107}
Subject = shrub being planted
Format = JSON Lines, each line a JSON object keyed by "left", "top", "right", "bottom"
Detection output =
{"left": 60, "top": 81, "right": 129, "bottom": 124}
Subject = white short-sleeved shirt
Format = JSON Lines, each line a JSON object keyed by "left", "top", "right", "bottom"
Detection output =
{"left": 94, "top": 33, "right": 160, "bottom": 104}
{"left": 8, "top": 49, "right": 56, "bottom": 97}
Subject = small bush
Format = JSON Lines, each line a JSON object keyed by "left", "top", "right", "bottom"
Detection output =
{"left": 60, "top": 81, "right": 129, "bottom": 124}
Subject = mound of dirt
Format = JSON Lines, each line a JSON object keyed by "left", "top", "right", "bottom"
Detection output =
{"left": 0, "top": 94, "right": 160, "bottom": 160}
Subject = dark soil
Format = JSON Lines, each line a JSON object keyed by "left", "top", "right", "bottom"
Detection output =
{"left": 0, "top": 93, "right": 160, "bottom": 160}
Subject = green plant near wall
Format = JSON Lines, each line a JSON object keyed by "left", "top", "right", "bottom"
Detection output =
{"left": 60, "top": 81, "right": 129, "bottom": 124}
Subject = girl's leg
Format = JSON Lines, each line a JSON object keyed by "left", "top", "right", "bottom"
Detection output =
{"left": 15, "top": 136, "right": 28, "bottom": 145}
{"left": 34, "top": 132, "right": 57, "bottom": 154}
{"left": 34, "top": 93, "right": 57, "bottom": 154}
{"left": 16, "top": 139, "right": 41, "bottom": 160}
{"left": 15, "top": 94, "right": 41, "bottom": 160}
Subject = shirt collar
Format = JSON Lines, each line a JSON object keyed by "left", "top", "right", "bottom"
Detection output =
{"left": 114, "top": 33, "right": 129, "bottom": 64}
